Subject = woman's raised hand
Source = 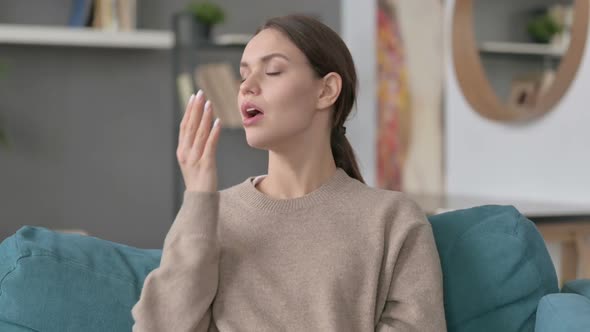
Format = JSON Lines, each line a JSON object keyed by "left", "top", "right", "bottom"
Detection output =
{"left": 176, "top": 90, "right": 222, "bottom": 193}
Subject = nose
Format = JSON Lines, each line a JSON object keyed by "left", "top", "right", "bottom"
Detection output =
{"left": 239, "top": 74, "right": 261, "bottom": 96}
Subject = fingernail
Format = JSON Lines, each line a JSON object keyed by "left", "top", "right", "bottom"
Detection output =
{"left": 188, "top": 94, "right": 195, "bottom": 103}
{"left": 204, "top": 100, "right": 211, "bottom": 111}
{"left": 214, "top": 118, "right": 220, "bottom": 127}
{"left": 196, "top": 89, "right": 204, "bottom": 100}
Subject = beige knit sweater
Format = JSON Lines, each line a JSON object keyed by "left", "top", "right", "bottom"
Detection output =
{"left": 131, "top": 168, "right": 446, "bottom": 331}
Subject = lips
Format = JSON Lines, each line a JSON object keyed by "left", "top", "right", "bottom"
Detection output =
{"left": 240, "top": 101, "right": 265, "bottom": 127}
{"left": 240, "top": 101, "right": 264, "bottom": 119}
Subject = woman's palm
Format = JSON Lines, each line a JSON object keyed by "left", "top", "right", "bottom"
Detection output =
{"left": 176, "top": 91, "right": 222, "bottom": 192}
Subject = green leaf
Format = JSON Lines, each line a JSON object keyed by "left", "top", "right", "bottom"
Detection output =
{"left": 187, "top": 1, "right": 225, "bottom": 25}
{"left": 527, "top": 13, "right": 564, "bottom": 43}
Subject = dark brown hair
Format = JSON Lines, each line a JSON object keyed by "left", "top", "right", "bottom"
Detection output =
{"left": 256, "top": 14, "right": 365, "bottom": 183}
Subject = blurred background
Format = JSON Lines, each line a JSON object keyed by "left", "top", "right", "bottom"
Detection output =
{"left": 0, "top": 0, "right": 588, "bottom": 283}
{"left": 0, "top": 0, "right": 340, "bottom": 248}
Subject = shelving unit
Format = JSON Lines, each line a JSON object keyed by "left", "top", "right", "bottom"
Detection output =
{"left": 171, "top": 13, "right": 267, "bottom": 213}
{"left": 479, "top": 41, "right": 566, "bottom": 57}
{"left": 0, "top": 17, "right": 265, "bottom": 217}
{"left": 0, "top": 24, "right": 173, "bottom": 49}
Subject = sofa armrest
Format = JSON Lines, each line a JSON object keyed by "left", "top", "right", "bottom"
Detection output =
{"left": 535, "top": 293, "right": 590, "bottom": 332}
{"left": 562, "top": 279, "right": 590, "bottom": 299}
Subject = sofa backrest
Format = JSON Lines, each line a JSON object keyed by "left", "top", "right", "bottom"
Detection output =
{"left": 0, "top": 226, "right": 162, "bottom": 331}
{"left": 428, "top": 205, "right": 559, "bottom": 332}
{"left": 0, "top": 205, "right": 559, "bottom": 331}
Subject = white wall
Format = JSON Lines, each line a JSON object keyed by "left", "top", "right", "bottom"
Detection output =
{"left": 341, "top": 0, "right": 377, "bottom": 187}
{"left": 442, "top": 0, "right": 590, "bottom": 282}
{"left": 341, "top": 0, "right": 580, "bottom": 283}
{"left": 444, "top": 0, "right": 590, "bottom": 205}
{"left": 342, "top": 0, "right": 589, "bottom": 206}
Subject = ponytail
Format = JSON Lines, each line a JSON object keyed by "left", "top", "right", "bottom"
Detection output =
{"left": 331, "top": 129, "right": 365, "bottom": 184}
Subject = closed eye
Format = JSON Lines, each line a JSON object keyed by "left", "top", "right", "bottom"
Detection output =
{"left": 240, "top": 72, "right": 281, "bottom": 83}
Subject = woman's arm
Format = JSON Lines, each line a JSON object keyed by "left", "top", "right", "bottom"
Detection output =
{"left": 376, "top": 223, "right": 447, "bottom": 332}
{"left": 132, "top": 90, "right": 222, "bottom": 331}
{"left": 131, "top": 191, "right": 220, "bottom": 332}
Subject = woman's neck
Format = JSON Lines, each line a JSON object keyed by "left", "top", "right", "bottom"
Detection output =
{"left": 257, "top": 142, "right": 337, "bottom": 200}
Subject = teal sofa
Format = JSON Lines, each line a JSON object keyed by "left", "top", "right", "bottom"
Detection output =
{"left": 1, "top": 205, "right": 589, "bottom": 331}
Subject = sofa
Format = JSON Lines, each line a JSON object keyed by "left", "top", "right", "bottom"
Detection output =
{"left": 0, "top": 205, "right": 589, "bottom": 331}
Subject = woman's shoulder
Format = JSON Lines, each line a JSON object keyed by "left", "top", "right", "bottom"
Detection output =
{"left": 350, "top": 181, "right": 430, "bottom": 227}
{"left": 350, "top": 180, "right": 421, "bottom": 206}
{"left": 219, "top": 178, "right": 251, "bottom": 197}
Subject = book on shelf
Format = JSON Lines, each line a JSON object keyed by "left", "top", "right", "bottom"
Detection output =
{"left": 69, "top": 0, "right": 136, "bottom": 31}
{"left": 194, "top": 63, "right": 243, "bottom": 128}
{"left": 116, "top": 0, "right": 137, "bottom": 31}
{"left": 68, "top": 0, "right": 94, "bottom": 27}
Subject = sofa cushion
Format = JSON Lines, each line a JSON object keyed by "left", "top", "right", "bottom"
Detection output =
{"left": 0, "top": 226, "right": 162, "bottom": 332}
{"left": 535, "top": 293, "right": 590, "bottom": 332}
{"left": 562, "top": 279, "right": 590, "bottom": 299}
{"left": 428, "top": 205, "right": 559, "bottom": 332}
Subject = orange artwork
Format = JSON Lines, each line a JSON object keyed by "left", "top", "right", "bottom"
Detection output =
{"left": 376, "top": 0, "right": 412, "bottom": 191}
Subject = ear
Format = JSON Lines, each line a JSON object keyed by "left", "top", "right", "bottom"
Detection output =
{"left": 316, "top": 72, "right": 342, "bottom": 110}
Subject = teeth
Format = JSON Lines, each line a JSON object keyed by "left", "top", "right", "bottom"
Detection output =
{"left": 245, "top": 108, "right": 259, "bottom": 117}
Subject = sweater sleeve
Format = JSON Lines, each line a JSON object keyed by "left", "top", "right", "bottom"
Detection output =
{"left": 131, "top": 191, "right": 220, "bottom": 332}
{"left": 376, "top": 223, "right": 447, "bottom": 332}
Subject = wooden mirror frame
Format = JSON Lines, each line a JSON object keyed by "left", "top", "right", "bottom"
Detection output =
{"left": 452, "top": 0, "right": 589, "bottom": 122}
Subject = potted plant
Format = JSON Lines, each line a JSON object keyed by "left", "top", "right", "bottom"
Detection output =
{"left": 186, "top": 1, "right": 225, "bottom": 41}
{"left": 527, "top": 10, "right": 564, "bottom": 44}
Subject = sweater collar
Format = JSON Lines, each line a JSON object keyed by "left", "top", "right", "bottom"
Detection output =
{"left": 235, "top": 168, "right": 353, "bottom": 214}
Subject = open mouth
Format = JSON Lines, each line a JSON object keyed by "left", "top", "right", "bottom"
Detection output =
{"left": 244, "top": 108, "right": 263, "bottom": 118}
{"left": 241, "top": 102, "right": 265, "bottom": 125}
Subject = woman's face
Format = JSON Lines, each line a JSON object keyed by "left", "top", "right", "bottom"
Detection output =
{"left": 238, "top": 28, "right": 323, "bottom": 150}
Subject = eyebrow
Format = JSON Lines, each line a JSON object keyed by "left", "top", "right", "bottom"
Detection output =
{"left": 240, "top": 53, "right": 290, "bottom": 68}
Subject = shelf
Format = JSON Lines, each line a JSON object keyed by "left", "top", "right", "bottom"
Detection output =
{"left": 479, "top": 41, "right": 566, "bottom": 57}
{"left": 175, "top": 34, "right": 251, "bottom": 50}
{"left": 174, "top": 42, "right": 246, "bottom": 51}
{"left": 0, "top": 24, "right": 173, "bottom": 49}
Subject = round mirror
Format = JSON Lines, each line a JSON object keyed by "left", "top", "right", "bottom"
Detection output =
{"left": 452, "top": 0, "right": 588, "bottom": 123}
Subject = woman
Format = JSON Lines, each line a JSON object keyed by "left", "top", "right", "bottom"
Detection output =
{"left": 132, "top": 14, "right": 446, "bottom": 332}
